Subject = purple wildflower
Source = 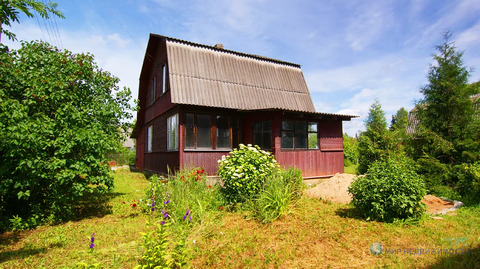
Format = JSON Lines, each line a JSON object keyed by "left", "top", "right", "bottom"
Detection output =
{"left": 183, "top": 208, "right": 190, "bottom": 221}
{"left": 189, "top": 215, "right": 192, "bottom": 222}
{"left": 161, "top": 220, "right": 165, "bottom": 225}
{"left": 162, "top": 209, "right": 169, "bottom": 219}
{"left": 164, "top": 199, "right": 170, "bottom": 205}
{"left": 151, "top": 198, "right": 156, "bottom": 211}
{"left": 89, "top": 233, "right": 95, "bottom": 249}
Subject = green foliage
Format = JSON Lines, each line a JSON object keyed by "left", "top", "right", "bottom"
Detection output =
{"left": 357, "top": 100, "right": 396, "bottom": 174}
{"left": 136, "top": 221, "right": 188, "bottom": 269}
{"left": 0, "top": 0, "right": 64, "bottom": 41}
{"left": 218, "top": 144, "right": 279, "bottom": 204}
{"left": 253, "top": 168, "right": 304, "bottom": 223}
{"left": 144, "top": 168, "right": 223, "bottom": 225}
{"left": 343, "top": 133, "right": 358, "bottom": 166}
{"left": 453, "top": 163, "right": 480, "bottom": 202}
{"left": 410, "top": 32, "right": 480, "bottom": 192}
{"left": 390, "top": 107, "right": 409, "bottom": 132}
{"left": 0, "top": 41, "right": 132, "bottom": 230}
{"left": 348, "top": 156, "right": 427, "bottom": 222}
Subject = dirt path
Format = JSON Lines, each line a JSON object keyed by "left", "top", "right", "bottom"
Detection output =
{"left": 304, "top": 174, "right": 460, "bottom": 214}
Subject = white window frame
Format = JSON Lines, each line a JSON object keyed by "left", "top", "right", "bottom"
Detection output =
{"left": 162, "top": 63, "right": 167, "bottom": 95}
{"left": 167, "top": 113, "right": 179, "bottom": 151}
{"left": 147, "top": 125, "right": 153, "bottom": 153}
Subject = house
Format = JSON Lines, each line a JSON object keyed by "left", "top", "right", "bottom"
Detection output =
{"left": 131, "top": 34, "right": 357, "bottom": 178}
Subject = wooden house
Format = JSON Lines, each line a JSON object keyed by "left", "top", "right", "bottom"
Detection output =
{"left": 131, "top": 34, "right": 356, "bottom": 178}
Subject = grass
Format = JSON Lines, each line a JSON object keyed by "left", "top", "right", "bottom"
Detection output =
{"left": 1, "top": 169, "right": 479, "bottom": 268}
{"left": 344, "top": 163, "right": 358, "bottom": 174}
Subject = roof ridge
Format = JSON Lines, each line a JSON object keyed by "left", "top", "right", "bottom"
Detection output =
{"left": 151, "top": 33, "right": 301, "bottom": 68}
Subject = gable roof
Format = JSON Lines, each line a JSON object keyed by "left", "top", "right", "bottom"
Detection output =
{"left": 154, "top": 34, "right": 316, "bottom": 113}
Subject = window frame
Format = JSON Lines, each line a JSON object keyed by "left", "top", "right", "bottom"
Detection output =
{"left": 151, "top": 75, "right": 156, "bottom": 104}
{"left": 184, "top": 113, "right": 233, "bottom": 150}
{"left": 147, "top": 125, "right": 153, "bottom": 153}
{"left": 167, "top": 113, "right": 179, "bottom": 151}
{"left": 281, "top": 120, "right": 319, "bottom": 150}
{"left": 253, "top": 120, "right": 272, "bottom": 150}
{"left": 161, "top": 63, "right": 167, "bottom": 95}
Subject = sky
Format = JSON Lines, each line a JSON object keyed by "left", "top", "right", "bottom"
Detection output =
{"left": 4, "top": 0, "right": 480, "bottom": 136}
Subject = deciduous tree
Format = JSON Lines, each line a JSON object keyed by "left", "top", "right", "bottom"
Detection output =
{"left": 0, "top": 41, "right": 132, "bottom": 229}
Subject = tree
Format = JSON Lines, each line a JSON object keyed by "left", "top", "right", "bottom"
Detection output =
{"left": 0, "top": 0, "right": 64, "bottom": 42}
{"left": 0, "top": 41, "right": 132, "bottom": 229}
{"left": 357, "top": 99, "right": 395, "bottom": 174}
{"left": 412, "top": 31, "right": 480, "bottom": 190}
{"left": 343, "top": 133, "right": 358, "bottom": 166}
{"left": 390, "top": 107, "right": 408, "bottom": 132}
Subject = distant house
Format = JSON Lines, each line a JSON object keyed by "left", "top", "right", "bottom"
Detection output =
{"left": 131, "top": 34, "right": 357, "bottom": 178}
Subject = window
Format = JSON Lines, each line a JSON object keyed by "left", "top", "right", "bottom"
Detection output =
{"left": 151, "top": 76, "right": 156, "bottom": 104}
{"left": 167, "top": 114, "right": 178, "bottom": 151}
{"left": 253, "top": 121, "right": 272, "bottom": 149}
{"left": 282, "top": 121, "right": 319, "bottom": 150}
{"left": 196, "top": 114, "right": 211, "bottom": 148}
{"left": 162, "top": 63, "right": 167, "bottom": 95}
{"left": 308, "top": 122, "right": 318, "bottom": 149}
{"left": 216, "top": 116, "right": 230, "bottom": 148}
{"left": 184, "top": 113, "right": 232, "bottom": 149}
{"left": 147, "top": 125, "right": 153, "bottom": 152}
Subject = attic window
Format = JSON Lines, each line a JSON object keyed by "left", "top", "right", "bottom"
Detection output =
{"left": 151, "top": 76, "right": 156, "bottom": 104}
{"left": 161, "top": 63, "right": 167, "bottom": 95}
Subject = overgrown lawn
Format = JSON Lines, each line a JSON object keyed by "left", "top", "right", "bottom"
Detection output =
{"left": 1, "top": 169, "right": 479, "bottom": 268}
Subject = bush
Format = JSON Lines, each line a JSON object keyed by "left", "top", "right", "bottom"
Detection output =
{"left": 0, "top": 41, "right": 132, "bottom": 230}
{"left": 454, "top": 162, "right": 480, "bottom": 203}
{"left": 218, "top": 144, "right": 279, "bottom": 204}
{"left": 348, "top": 156, "right": 426, "bottom": 222}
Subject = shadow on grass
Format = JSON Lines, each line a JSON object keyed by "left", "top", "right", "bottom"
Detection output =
{"left": 71, "top": 191, "right": 125, "bottom": 221}
{"left": 0, "top": 231, "right": 22, "bottom": 248}
{"left": 335, "top": 206, "right": 366, "bottom": 220}
{"left": 428, "top": 245, "right": 480, "bottom": 269}
{"left": 0, "top": 242, "right": 63, "bottom": 263}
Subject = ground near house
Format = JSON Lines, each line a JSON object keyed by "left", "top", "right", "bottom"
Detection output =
{"left": 1, "top": 169, "right": 478, "bottom": 268}
{"left": 305, "top": 174, "right": 461, "bottom": 214}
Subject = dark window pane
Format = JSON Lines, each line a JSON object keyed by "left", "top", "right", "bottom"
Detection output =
{"left": 295, "top": 121, "right": 306, "bottom": 132}
{"left": 263, "top": 121, "right": 271, "bottom": 131}
{"left": 254, "top": 122, "right": 262, "bottom": 132}
{"left": 254, "top": 133, "right": 262, "bottom": 147}
{"left": 197, "top": 115, "right": 211, "bottom": 148}
{"left": 186, "top": 113, "right": 194, "bottom": 127}
{"left": 308, "top": 122, "right": 317, "bottom": 132}
{"left": 185, "top": 127, "right": 194, "bottom": 148}
{"left": 217, "top": 116, "right": 230, "bottom": 148}
{"left": 262, "top": 132, "right": 272, "bottom": 149}
{"left": 282, "top": 131, "right": 294, "bottom": 149}
{"left": 282, "top": 121, "right": 293, "bottom": 130}
{"left": 308, "top": 133, "right": 318, "bottom": 149}
{"left": 295, "top": 130, "right": 307, "bottom": 149}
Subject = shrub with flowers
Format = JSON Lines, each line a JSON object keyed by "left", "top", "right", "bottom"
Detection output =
{"left": 218, "top": 144, "right": 279, "bottom": 204}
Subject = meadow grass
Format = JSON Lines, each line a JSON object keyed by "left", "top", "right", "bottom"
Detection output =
{"left": 1, "top": 169, "right": 479, "bottom": 268}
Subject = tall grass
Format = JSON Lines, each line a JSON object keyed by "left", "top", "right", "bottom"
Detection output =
{"left": 252, "top": 168, "right": 305, "bottom": 223}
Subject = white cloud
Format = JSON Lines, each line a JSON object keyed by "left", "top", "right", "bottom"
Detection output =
{"left": 5, "top": 22, "right": 143, "bottom": 116}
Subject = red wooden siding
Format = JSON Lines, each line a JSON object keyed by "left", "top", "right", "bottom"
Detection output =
{"left": 144, "top": 152, "right": 179, "bottom": 174}
{"left": 275, "top": 151, "right": 344, "bottom": 177}
{"left": 182, "top": 151, "right": 229, "bottom": 175}
{"left": 319, "top": 120, "right": 343, "bottom": 151}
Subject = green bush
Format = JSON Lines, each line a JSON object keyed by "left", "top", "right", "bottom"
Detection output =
{"left": 218, "top": 144, "right": 279, "bottom": 204}
{"left": 348, "top": 156, "right": 426, "bottom": 222}
{"left": 0, "top": 41, "right": 132, "bottom": 230}
{"left": 454, "top": 162, "right": 480, "bottom": 202}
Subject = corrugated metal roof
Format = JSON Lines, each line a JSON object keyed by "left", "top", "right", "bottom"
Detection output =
{"left": 166, "top": 38, "right": 317, "bottom": 113}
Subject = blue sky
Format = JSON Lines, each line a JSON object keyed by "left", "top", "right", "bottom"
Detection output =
{"left": 4, "top": 0, "right": 480, "bottom": 136}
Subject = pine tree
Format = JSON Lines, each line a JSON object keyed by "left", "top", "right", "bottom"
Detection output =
{"left": 357, "top": 100, "right": 395, "bottom": 174}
